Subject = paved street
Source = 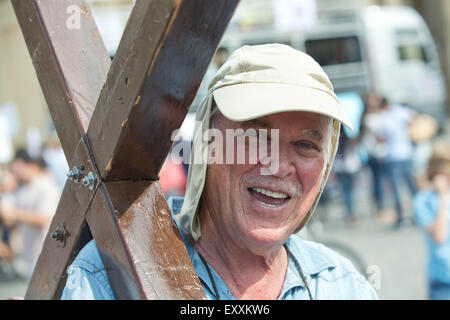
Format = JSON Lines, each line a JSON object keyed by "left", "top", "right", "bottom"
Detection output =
{"left": 337, "top": 221, "right": 427, "bottom": 300}
{"left": 311, "top": 210, "right": 427, "bottom": 300}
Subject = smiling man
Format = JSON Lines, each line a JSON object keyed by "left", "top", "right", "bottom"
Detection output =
{"left": 62, "top": 44, "right": 378, "bottom": 300}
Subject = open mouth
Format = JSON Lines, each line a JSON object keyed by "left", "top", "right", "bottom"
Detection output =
{"left": 248, "top": 187, "right": 291, "bottom": 207}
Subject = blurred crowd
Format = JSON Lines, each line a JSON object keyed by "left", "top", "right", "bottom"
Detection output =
{"left": 0, "top": 134, "right": 66, "bottom": 282}
{"left": 324, "top": 91, "right": 449, "bottom": 228}
{"left": 316, "top": 91, "right": 450, "bottom": 300}
{"left": 326, "top": 92, "right": 430, "bottom": 228}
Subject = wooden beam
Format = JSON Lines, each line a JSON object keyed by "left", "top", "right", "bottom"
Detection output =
{"left": 88, "top": 0, "right": 239, "bottom": 180}
{"left": 86, "top": 181, "right": 205, "bottom": 299}
{"left": 14, "top": 0, "right": 239, "bottom": 300}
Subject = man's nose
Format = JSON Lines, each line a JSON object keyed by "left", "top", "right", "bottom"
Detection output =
{"left": 260, "top": 143, "right": 295, "bottom": 178}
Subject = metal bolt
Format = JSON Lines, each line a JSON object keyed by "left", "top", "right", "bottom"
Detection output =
{"left": 67, "top": 166, "right": 84, "bottom": 183}
{"left": 81, "top": 172, "right": 98, "bottom": 190}
{"left": 51, "top": 230, "right": 63, "bottom": 240}
{"left": 51, "top": 224, "right": 67, "bottom": 247}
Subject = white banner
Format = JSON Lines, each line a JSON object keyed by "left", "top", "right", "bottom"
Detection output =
{"left": 273, "top": 0, "right": 318, "bottom": 31}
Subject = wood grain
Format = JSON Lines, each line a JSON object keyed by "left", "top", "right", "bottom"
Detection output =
{"left": 14, "top": 0, "right": 239, "bottom": 300}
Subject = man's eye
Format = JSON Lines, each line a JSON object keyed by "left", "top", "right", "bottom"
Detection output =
{"left": 299, "top": 142, "right": 312, "bottom": 148}
{"left": 296, "top": 141, "right": 319, "bottom": 151}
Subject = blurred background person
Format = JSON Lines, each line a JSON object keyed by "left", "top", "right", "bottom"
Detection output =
{"left": 0, "top": 149, "right": 59, "bottom": 280}
{"left": 361, "top": 92, "right": 389, "bottom": 218}
{"left": 333, "top": 132, "right": 362, "bottom": 226}
{"left": 0, "top": 165, "right": 16, "bottom": 265}
{"left": 159, "top": 156, "right": 187, "bottom": 198}
{"left": 413, "top": 140, "right": 450, "bottom": 300}
{"left": 333, "top": 92, "right": 367, "bottom": 226}
{"left": 376, "top": 97, "right": 418, "bottom": 228}
{"left": 0, "top": 235, "right": 13, "bottom": 263}
{"left": 0, "top": 165, "right": 17, "bottom": 281}
{"left": 409, "top": 114, "right": 440, "bottom": 190}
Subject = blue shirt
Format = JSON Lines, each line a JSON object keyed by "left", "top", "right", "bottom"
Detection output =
{"left": 61, "top": 199, "right": 378, "bottom": 300}
{"left": 413, "top": 189, "right": 450, "bottom": 284}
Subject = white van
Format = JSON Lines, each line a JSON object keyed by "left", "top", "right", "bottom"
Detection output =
{"left": 220, "top": 5, "right": 448, "bottom": 127}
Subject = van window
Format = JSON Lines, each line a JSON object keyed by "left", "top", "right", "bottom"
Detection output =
{"left": 395, "top": 29, "right": 429, "bottom": 63}
{"left": 398, "top": 44, "right": 428, "bottom": 63}
{"left": 304, "top": 36, "right": 362, "bottom": 66}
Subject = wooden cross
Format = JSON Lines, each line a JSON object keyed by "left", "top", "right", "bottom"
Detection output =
{"left": 12, "top": 0, "right": 239, "bottom": 300}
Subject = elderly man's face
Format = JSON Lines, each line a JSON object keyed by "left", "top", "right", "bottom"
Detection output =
{"left": 202, "top": 111, "right": 330, "bottom": 253}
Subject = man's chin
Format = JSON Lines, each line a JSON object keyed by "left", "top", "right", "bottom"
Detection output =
{"left": 238, "top": 207, "right": 298, "bottom": 247}
{"left": 244, "top": 227, "right": 289, "bottom": 247}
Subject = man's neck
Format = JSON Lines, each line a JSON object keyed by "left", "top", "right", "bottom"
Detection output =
{"left": 192, "top": 209, "right": 288, "bottom": 300}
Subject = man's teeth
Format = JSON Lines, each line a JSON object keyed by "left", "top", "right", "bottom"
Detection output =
{"left": 251, "top": 188, "right": 289, "bottom": 199}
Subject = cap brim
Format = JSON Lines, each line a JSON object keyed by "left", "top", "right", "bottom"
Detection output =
{"left": 213, "top": 83, "right": 353, "bottom": 130}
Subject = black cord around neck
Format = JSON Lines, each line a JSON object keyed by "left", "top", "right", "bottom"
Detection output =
{"left": 285, "top": 244, "right": 313, "bottom": 300}
{"left": 198, "top": 244, "right": 313, "bottom": 300}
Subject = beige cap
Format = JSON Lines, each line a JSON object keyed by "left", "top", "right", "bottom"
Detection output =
{"left": 210, "top": 43, "right": 353, "bottom": 129}
{"left": 179, "top": 44, "right": 348, "bottom": 242}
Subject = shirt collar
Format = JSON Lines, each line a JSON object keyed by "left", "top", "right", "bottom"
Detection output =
{"left": 285, "top": 235, "right": 336, "bottom": 279}
{"left": 188, "top": 247, "right": 234, "bottom": 299}
{"left": 277, "top": 235, "right": 336, "bottom": 298}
